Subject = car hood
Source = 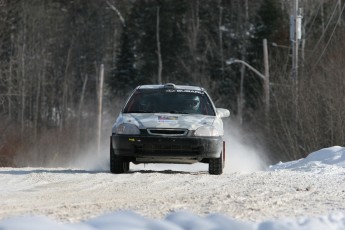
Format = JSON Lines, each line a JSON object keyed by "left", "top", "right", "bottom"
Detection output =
{"left": 118, "top": 113, "right": 217, "bottom": 131}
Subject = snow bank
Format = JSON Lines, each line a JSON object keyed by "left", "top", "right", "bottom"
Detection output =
{"left": 1, "top": 211, "right": 345, "bottom": 230}
{"left": 269, "top": 146, "right": 345, "bottom": 174}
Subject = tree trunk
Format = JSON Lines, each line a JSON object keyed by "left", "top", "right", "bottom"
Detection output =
{"left": 20, "top": 44, "right": 26, "bottom": 142}
{"left": 238, "top": 0, "right": 249, "bottom": 125}
{"left": 33, "top": 62, "right": 44, "bottom": 143}
{"left": 156, "top": 7, "right": 163, "bottom": 84}
{"left": 60, "top": 42, "right": 73, "bottom": 131}
{"left": 76, "top": 74, "right": 88, "bottom": 152}
{"left": 218, "top": 0, "right": 224, "bottom": 81}
{"left": 97, "top": 65, "right": 104, "bottom": 157}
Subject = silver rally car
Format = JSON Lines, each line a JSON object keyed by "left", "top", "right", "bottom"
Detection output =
{"left": 110, "top": 83, "right": 230, "bottom": 175}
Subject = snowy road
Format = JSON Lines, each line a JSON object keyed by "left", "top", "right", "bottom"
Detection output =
{"left": 1, "top": 147, "right": 345, "bottom": 229}
{"left": 1, "top": 161, "right": 344, "bottom": 224}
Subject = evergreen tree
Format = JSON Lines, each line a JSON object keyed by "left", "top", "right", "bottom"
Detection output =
{"left": 252, "top": 0, "right": 286, "bottom": 51}
{"left": 109, "top": 0, "right": 188, "bottom": 92}
{"left": 242, "top": 0, "right": 286, "bottom": 117}
{"left": 109, "top": 26, "right": 138, "bottom": 96}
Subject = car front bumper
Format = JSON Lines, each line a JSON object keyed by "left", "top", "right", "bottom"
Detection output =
{"left": 111, "top": 134, "right": 223, "bottom": 163}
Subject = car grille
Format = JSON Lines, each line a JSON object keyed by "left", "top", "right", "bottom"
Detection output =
{"left": 147, "top": 129, "right": 188, "bottom": 136}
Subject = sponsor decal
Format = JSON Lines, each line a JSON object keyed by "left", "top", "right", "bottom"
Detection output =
{"left": 165, "top": 89, "right": 204, "bottom": 94}
{"left": 158, "top": 115, "right": 178, "bottom": 123}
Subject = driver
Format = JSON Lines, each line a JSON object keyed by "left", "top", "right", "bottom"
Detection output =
{"left": 184, "top": 95, "right": 200, "bottom": 113}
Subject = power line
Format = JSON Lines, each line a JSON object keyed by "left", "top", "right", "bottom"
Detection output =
{"left": 304, "top": 1, "right": 323, "bottom": 39}
{"left": 310, "top": 1, "right": 340, "bottom": 57}
{"left": 313, "top": 1, "right": 345, "bottom": 68}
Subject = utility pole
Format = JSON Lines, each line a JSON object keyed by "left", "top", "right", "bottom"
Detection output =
{"left": 226, "top": 55, "right": 269, "bottom": 123}
{"left": 291, "top": 0, "right": 302, "bottom": 151}
{"left": 291, "top": 0, "right": 300, "bottom": 81}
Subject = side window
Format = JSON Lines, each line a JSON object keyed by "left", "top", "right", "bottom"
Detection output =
{"left": 201, "top": 95, "right": 216, "bottom": 116}
{"left": 123, "top": 94, "right": 138, "bottom": 113}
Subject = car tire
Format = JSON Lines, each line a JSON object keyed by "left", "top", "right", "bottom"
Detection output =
{"left": 209, "top": 151, "right": 224, "bottom": 175}
{"left": 110, "top": 138, "right": 130, "bottom": 174}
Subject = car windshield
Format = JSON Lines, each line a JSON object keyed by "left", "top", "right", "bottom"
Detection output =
{"left": 123, "top": 89, "right": 216, "bottom": 115}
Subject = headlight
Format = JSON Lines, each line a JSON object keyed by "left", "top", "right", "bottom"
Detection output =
{"left": 194, "top": 126, "right": 220, "bottom": 137}
{"left": 116, "top": 123, "right": 140, "bottom": 135}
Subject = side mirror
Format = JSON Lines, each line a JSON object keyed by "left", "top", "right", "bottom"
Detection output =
{"left": 216, "top": 108, "right": 230, "bottom": 118}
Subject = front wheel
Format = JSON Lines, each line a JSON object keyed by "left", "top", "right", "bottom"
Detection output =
{"left": 110, "top": 138, "right": 130, "bottom": 174}
{"left": 208, "top": 151, "right": 224, "bottom": 175}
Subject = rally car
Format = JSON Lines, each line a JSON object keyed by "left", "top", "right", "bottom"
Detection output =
{"left": 110, "top": 83, "right": 230, "bottom": 175}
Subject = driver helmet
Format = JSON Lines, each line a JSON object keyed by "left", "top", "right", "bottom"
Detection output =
{"left": 185, "top": 95, "right": 200, "bottom": 111}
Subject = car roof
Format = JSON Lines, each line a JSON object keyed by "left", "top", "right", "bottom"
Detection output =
{"left": 136, "top": 83, "right": 205, "bottom": 91}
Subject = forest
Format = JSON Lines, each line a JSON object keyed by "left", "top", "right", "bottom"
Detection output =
{"left": 0, "top": 0, "right": 345, "bottom": 166}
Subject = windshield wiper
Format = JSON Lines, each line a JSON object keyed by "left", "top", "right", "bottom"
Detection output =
{"left": 168, "top": 110, "right": 189, "bottom": 114}
{"left": 126, "top": 110, "right": 155, "bottom": 113}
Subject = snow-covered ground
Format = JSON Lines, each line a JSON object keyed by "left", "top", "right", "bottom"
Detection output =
{"left": 1, "top": 146, "right": 345, "bottom": 230}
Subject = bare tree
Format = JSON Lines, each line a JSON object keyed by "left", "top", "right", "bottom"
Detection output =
{"left": 156, "top": 7, "right": 163, "bottom": 84}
